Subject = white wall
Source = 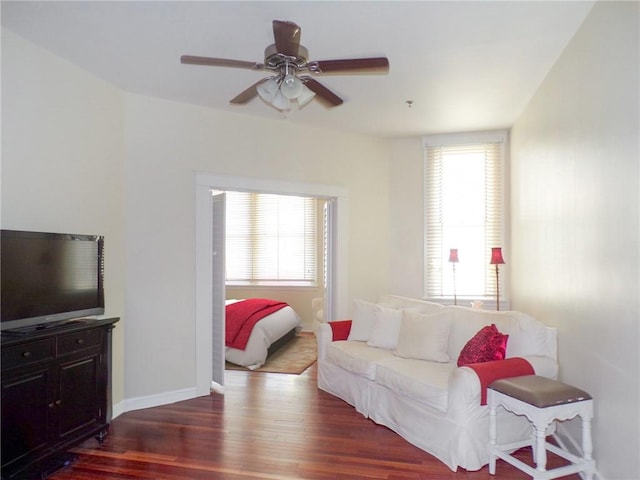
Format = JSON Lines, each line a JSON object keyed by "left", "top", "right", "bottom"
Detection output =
{"left": 122, "top": 94, "right": 390, "bottom": 400}
{"left": 1, "top": 30, "right": 127, "bottom": 407}
{"left": 388, "top": 137, "right": 425, "bottom": 298}
{"left": 510, "top": 2, "right": 639, "bottom": 478}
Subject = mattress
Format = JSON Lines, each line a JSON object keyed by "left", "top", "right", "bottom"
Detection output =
{"left": 225, "top": 301, "right": 302, "bottom": 369}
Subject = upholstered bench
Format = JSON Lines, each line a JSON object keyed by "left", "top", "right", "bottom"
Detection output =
{"left": 488, "top": 375, "right": 595, "bottom": 480}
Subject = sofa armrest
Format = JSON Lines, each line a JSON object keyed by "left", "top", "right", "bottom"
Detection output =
{"left": 446, "top": 355, "right": 559, "bottom": 423}
{"left": 316, "top": 320, "right": 353, "bottom": 360}
{"left": 316, "top": 322, "right": 333, "bottom": 361}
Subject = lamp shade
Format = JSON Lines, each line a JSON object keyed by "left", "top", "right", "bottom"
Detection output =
{"left": 448, "top": 248, "right": 459, "bottom": 263}
{"left": 271, "top": 90, "right": 291, "bottom": 111}
{"left": 490, "top": 247, "right": 505, "bottom": 265}
{"left": 257, "top": 78, "right": 280, "bottom": 102}
{"left": 296, "top": 83, "right": 316, "bottom": 107}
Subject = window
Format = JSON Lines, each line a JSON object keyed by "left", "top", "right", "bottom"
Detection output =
{"left": 225, "top": 191, "right": 317, "bottom": 286}
{"left": 423, "top": 132, "right": 506, "bottom": 301}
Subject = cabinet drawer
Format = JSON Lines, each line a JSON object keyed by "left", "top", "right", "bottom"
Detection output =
{"left": 1, "top": 339, "right": 55, "bottom": 370}
{"left": 57, "top": 329, "right": 103, "bottom": 355}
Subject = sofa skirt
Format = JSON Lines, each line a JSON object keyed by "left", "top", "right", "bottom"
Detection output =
{"left": 318, "top": 358, "right": 375, "bottom": 417}
{"left": 318, "top": 358, "right": 536, "bottom": 472}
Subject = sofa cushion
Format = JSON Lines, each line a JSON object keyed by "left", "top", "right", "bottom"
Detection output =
{"left": 367, "top": 306, "right": 404, "bottom": 350}
{"left": 326, "top": 341, "right": 395, "bottom": 380}
{"left": 348, "top": 299, "right": 397, "bottom": 342}
{"left": 375, "top": 357, "right": 457, "bottom": 413}
{"left": 446, "top": 308, "right": 549, "bottom": 360}
{"left": 394, "top": 309, "right": 451, "bottom": 362}
{"left": 347, "top": 299, "right": 378, "bottom": 341}
{"left": 498, "top": 314, "right": 551, "bottom": 358}
{"left": 457, "top": 324, "right": 508, "bottom": 366}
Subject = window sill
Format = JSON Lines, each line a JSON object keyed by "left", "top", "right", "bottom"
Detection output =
{"left": 226, "top": 281, "right": 318, "bottom": 289}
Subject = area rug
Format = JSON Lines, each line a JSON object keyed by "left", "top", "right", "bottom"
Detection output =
{"left": 225, "top": 332, "right": 317, "bottom": 374}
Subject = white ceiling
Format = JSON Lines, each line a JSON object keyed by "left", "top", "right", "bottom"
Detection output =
{"left": 1, "top": 1, "right": 595, "bottom": 138}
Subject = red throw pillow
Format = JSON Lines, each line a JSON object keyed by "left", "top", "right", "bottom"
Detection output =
{"left": 457, "top": 324, "right": 509, "bottom": 367}
{"left": 329, "top": 320, "right": 352, "bottom": 341}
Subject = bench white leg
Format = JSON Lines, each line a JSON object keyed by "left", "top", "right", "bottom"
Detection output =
{"left": 535, "top": 425, "right": 547, "bottom": 472}
{"left": 530, "top": 425, "right": 537, "bottom": 462}
{"left": 488, "top": 403, "right": 497, "bottom": 475}
{"left": 582, "top": 415, "right": 594, "bottom": 480}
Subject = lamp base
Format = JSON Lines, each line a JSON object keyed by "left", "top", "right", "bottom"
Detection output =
{"left": 495, "top": 264, "right": 501, "bottom": 311}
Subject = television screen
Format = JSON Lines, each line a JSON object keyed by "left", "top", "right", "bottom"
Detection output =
{"left": 1, "top": 230, "right": 104, "bottom": 331}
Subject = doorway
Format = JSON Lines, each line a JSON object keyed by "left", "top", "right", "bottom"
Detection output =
{"left": 195, "top": 173, "right": 348, "bottom": 393}
{"left": 223, "top": 191, "right": 327, "bottom": 333}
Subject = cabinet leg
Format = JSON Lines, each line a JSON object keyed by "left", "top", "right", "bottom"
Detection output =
{"left": 95, "top": 429, "right": 108, "bottom": 445}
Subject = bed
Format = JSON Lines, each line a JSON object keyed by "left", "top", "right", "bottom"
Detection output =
{"left": 225, "top": 298, "right": 302, "bottom": 370}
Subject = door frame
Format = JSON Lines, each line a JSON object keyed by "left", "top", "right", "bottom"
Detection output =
{"left": 194, "top": 172, "right": 348, "bottom": 395}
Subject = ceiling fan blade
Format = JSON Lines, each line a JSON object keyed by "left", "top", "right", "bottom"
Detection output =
{"left": 315, "top": 57, "right": 390, "bottom": 74}
{"left": 303, "top": 78, "right": 343, "bottom": 107}
{"left": 273, "top": 20, "right": 301, "bottom": 57}
{"left": 181, "top": 55, "right": 264, "bottom": 70}
{"left": 229, "top": 79, "right": 267, "bottom": 104}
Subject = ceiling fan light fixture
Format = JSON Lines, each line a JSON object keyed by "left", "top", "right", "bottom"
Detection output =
{"left": 296, "top": 83, "right": 316, "bottom": 107}
{"left": 256, "top": 77, "right": 280, "bottom": 102}
{"left": 271, "top": 89, "right": 291, "bottom": 111}
{"left": 280, "top": 73, "right": 303, "bottom": 99}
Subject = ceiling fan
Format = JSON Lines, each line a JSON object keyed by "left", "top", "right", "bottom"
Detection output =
{"left": 180, "top": 20, "right": 389, "bottom": 111}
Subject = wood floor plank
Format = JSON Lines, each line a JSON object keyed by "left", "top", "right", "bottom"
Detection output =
{"left": 47, "top": 363, "right": 582, "bottom": 480}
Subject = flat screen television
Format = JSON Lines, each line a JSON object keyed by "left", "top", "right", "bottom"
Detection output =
{"left": 1, "top": 229, "right": 105, "bottom": 332}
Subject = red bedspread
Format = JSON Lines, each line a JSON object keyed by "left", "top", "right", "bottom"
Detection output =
{"left": 465, "top": 357, "right": 534, "bottom": 405}
{"left": 225, "top": 298, "right": 288, "bottom": 350}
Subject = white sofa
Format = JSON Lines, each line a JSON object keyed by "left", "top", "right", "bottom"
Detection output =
{"left": 316, "top": 295, "right": 558, "bottom": 472}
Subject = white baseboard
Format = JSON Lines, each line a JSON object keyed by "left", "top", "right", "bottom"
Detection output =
{"left": 210, "top": 381, "right": 224, "bottom": 394}
{"left": 117, "top": 387, "right": 200, "bottom": 416}
{"left": 110, "top": 385, "right": 224, "bottom": 420}
{"left": 111, "top": 400, "right": 126, "bottom": 420}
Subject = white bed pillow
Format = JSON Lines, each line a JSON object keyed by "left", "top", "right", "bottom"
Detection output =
{"left": 347, "top": 299, "right": 379, "bottom": 341}
{"left": 367, "top": 306, "right": 404, "bottom": 350}
{"left": 393, "top": 309, "right": 452, "bottom": 363}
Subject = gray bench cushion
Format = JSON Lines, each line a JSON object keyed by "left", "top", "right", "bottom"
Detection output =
{"left": 489, "top": 375, "right": 591, "bottom": 408}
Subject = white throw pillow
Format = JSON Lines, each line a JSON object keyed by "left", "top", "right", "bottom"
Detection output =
{"left": 367, "top": 306, "right": 404, "bottom": 350}
{"left": 394, "top": 309, "right": 452, "bottom": 363}
{"left": 347, "top": 299, "right": 378, "bottom": 341}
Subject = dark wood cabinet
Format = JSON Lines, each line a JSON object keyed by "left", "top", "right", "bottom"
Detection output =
{"left": 1, "top": 317, "right": 118, "bottom": 479}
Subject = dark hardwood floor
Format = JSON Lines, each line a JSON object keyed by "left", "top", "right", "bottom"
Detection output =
{"left": 50, "top": 363, "right": 581, "bottom": 479}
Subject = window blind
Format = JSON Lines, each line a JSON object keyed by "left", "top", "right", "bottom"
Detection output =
{"left": 225, "top": 191, "right": 317, "bottom": 284}
{"left": 424, "top": 140, "right": 504, "bottom": 299}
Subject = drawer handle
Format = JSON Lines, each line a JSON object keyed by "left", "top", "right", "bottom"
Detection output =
{"left": 48, "top": 402, "right": 55, "bottom": 408}
{"left": 55, "top": 399, "right": 61, "bottom": 406}
{"left": 76, "top": 339, "right": 84, "bottom": 345}
{"left": 22, "top": 351, "right": 31, "bottom": 358}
